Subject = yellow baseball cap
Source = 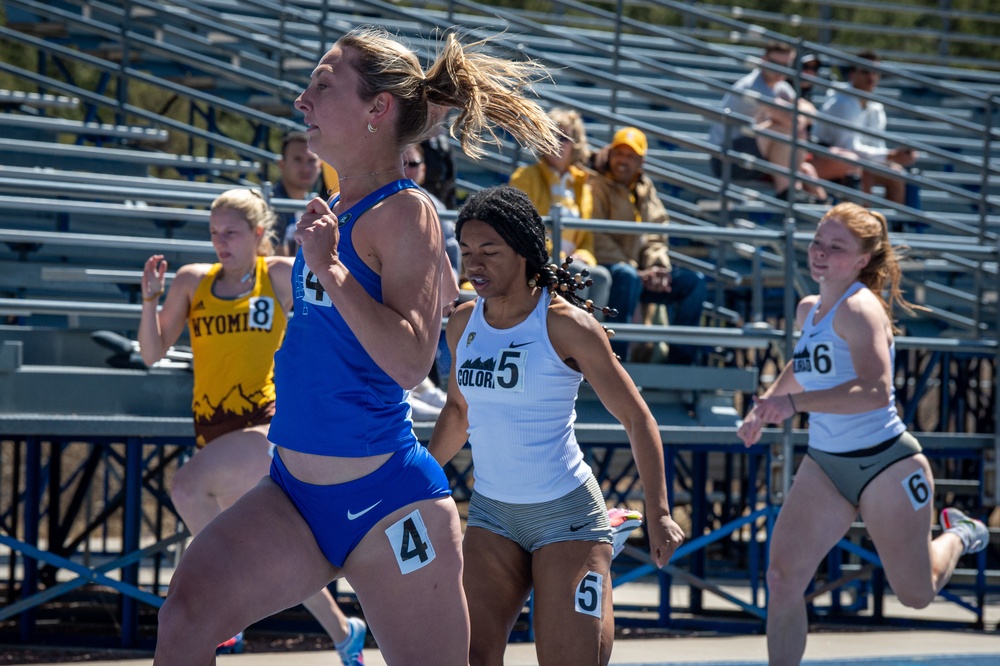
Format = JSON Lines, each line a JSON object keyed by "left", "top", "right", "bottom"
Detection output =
{"left": 610, "top": 127, "right": 647, "bottom": 157}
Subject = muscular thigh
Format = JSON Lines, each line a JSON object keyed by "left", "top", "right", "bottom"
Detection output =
{"left": 343, "top": 497, "right": 469, "bottom": 666}
{"left": 859, "top": 454, "right": 934, "bottom": 584}
{"left": 168, "top": 477, "right": 339, "bottom": 637}
{"left": 176, "top": 426, "right": 271, "bottom": 504}
{"left": 770, "top": 456, "right": 858, "bottom": 576}
{"left": 463, "top": 526, "right": 533, "bottom": 633}
{"left": 531, "top": 540, "right": 614, "bottom": 666}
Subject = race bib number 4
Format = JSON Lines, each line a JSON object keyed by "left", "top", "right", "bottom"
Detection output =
{"left": 385, "top": 509, "right": 436, "bottom": 575}
{"left": 301, "top": 269, "right": 332, "bottom": 307}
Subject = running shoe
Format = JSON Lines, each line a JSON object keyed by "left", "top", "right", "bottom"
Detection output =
{"left": 335, "top": 616, "right": 367, "bottom": 666}
{"left": 608, "top": 507, "right": 643, "bottom": 559}
{"left": 941, "top": 507, "right": 989, "bottom": 555}
{"left": 216, "top": 631, "right": 243, "bottom": 655}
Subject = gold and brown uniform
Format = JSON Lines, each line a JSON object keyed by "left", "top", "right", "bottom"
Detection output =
{"left": 188, "top": 256, "right": 286, "bottom": 446}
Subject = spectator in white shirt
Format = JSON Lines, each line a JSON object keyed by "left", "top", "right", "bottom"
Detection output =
{"left": 811, "top": 51, "right": 918, "bottom": 204}
{"left": 708, "top": 42, "right": 826, "bottom": 202}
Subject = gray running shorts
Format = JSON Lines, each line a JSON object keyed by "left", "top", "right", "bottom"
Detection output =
{"left": 467, "top": 474, "right": 613, "bottom": 552}
{"left": 807, "top": 431, "right": 922, "bottom": 505}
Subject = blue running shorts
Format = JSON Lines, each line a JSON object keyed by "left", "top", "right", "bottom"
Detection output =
{"left": 270, "top": 443, "right": 451, "bottom": 567}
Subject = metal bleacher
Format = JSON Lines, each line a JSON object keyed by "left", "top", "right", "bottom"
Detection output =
{"left": 0, "top": 0, "right": 996, "bottom": 649}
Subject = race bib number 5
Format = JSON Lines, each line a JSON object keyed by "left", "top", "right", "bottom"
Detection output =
{"left": 495, "top": 348, "right": 527, "bottom": 392}
{"left": 575, "top": 571, "right": 604, "bottom": 618}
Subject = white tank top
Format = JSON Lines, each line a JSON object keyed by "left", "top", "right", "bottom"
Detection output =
{"left": 455, "top": 291, "right": 592, "bottom": 503}
{"left": 793, "top": 282, "right": 906, "bottom": 453}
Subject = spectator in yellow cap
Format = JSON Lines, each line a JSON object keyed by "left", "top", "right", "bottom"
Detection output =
{"left": 586, "top": 127, "right": 708, "bottom": 363}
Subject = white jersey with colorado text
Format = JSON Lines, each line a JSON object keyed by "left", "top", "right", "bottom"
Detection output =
{"left": 456, "top": 291, "right": 592, "bottom": 503}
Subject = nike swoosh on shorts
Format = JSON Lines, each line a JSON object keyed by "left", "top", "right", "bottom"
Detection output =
{"left": 347, "top": 500, "right": 383, "bottom": 520}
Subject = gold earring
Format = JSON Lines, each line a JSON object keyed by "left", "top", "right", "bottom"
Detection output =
{"left": 367, "top": 122, "right": 377, "bottom": 133}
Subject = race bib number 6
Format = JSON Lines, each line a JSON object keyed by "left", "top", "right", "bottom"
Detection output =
{"left": 902, "top": 468, "right": 931, "bottom": 511}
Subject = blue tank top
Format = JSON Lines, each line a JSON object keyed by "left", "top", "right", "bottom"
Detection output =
{"left": 269, "top": 179, "right": 421, "bottom": 457}
{"left": 792, "top": 282, "right": 905, "bottom": 453}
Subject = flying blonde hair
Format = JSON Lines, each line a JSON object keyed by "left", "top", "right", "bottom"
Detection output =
{"left": 337, "top": 26, "right": 561, "bottom": 160}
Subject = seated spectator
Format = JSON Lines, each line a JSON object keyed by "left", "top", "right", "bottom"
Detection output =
{"left": 271, "top": 130, "right": 322, "bottom": 254}
{"left": 797, "top": 54, "right": 823, "bottom": 104}
{"left": 810, "top": 51, "right": 918, "bottom": 205}
{"left": 509, "top": 107, "right": 612, "bottom": 314}
{"left": 421, "top": 128, "right": 457, "bottom": 209}
{"left": 708, "top": 42, "right": 826, "bottom": 202}
{"left": 587, "top": 127, "right": 708, "bottom": 364}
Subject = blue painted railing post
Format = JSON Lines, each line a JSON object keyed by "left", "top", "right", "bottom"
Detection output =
{"left": 121, "top": 435, "right": 143, "bottom": 647}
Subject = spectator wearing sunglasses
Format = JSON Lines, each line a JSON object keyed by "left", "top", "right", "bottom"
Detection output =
{"left": 798, "top": 54, "right": 822, "bottom": 103}
{"left": 509, "top": 107, "right": 613, "bottom": 319}
{"left": 811, "top": 51, "right": 918, "bottom": 205}
{"left": 708, "top": 42, "right": 826, "bottom": 203}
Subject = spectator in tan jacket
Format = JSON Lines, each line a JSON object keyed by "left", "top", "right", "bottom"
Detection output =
{"left": 588, "top": 127, "right": 707, "bottom": 363}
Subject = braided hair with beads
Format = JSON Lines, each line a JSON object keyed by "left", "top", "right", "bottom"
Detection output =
{"left": 456, "top": 185, "right": 618, "bottom": 323}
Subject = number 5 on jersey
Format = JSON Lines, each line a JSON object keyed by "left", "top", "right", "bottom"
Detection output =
{"left": 385, "top": 509, "right": 436, "bottom": 574}
{"left": 496, "top": 348, "right": 527, "bottom": 392}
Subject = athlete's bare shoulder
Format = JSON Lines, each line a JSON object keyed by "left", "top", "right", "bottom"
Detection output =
{"left": 171, "top": 263, "right": 212, "bottom": 291}
{"left": 546, "top": 294, "right": 609, "bottom": 360}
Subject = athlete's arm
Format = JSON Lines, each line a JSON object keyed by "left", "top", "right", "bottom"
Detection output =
{"left": 265, "top": 255, "right": 295, "bottom": 313}
{"left": 549, "top": 301, "right": 683, "bottom": 568}
{"left": 427, "top": 304, "right": 473, "bottom": 466}
{"left": 137, "top": 260, "right": 202, "bottom": 367}
{"left": 737, "top": 297, "right": 813, "bottom": 446}
{"left": 295, "top": 193, "right": 443, "bottom": 389}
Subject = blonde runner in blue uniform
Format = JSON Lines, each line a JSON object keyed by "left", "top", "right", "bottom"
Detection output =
{"left": 429, "top": 186, "right": 685, "bottom": 666}
{"left": 737, "top": 202, "right": 989, "bottom": 666}
{"left": 154, "top": 26, "right": 565, "bottom": 666}
{"left": 139, "top": 188, "right": 366, "bottom": 663}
